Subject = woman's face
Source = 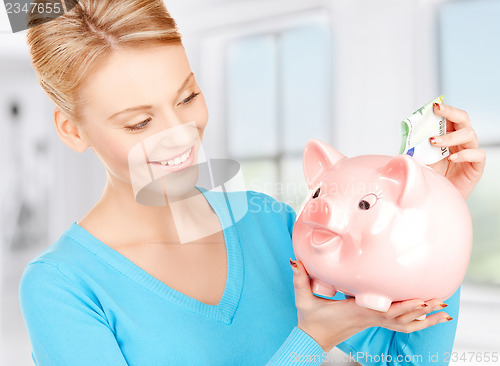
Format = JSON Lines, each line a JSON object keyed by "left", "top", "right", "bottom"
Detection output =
{"left": 77, "top": 44, "right": 209, "bottom": 200}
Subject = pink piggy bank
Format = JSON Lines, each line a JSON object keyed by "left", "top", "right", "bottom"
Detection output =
{"left": 292, "top": 139, "right": 473, "bottom": 312}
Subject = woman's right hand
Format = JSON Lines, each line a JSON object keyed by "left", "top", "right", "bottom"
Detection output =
{"left": 290, "top": 259, "right": 453, "bottom": 352}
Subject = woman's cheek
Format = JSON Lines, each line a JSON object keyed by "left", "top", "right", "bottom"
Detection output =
{"left": 194, "top": 98, "right": 209, "bottom": 138}
{"left": 94, "top": 131, "right": 135, "bottom": 177}
{"left": 191, "top": 94, "right": 209, "bottom": 128}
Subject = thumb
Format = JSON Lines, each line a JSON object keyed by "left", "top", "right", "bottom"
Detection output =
{"left": 289, "top": 258, "right": 315, "bottom": 308}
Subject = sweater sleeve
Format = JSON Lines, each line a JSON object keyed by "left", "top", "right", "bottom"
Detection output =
{"left": 336, "top": 286, "right": 461, "bottom": 366}
{"left": 19, "top": 261, "right": 129, "bottom": 366}
{"left": 266, "top": 327, "right": 326, "bottom": 365}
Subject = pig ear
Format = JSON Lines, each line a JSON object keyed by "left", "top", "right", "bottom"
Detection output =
{"left": 303, "top": 139, "right": 346, "bottom": 188}
{"left": 379, "top": 154, "right": 428, "bottom": 208}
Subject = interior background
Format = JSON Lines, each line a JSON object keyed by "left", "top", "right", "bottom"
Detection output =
{"left": 1, "top": 0, "right": 499, "bottom": 365}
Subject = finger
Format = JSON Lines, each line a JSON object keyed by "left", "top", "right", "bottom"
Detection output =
{"left": 399, "top": 312, "right": 453, "bottom": 333}
{"left": 433, "top": 103, "right": 471, "bottom": 128}
{"left": 448, "top": 148, "right": 486, "bottom": 167}
{"left": 385, "top": 299, "right": 427, "bottom": 318}
{"left": 423, "top": 298, "right": 447, "bottom": 311}
{"left": 395, "top": 299, "right": 447, "bottom": 323}
{"left": 290, "top": 259, "right": 316, "bottom": 308}
{"left": 430, "top": 126, "right": 478, "bottom": 150}
{"left": 395, "top": 306, "right": 430, "bottom": 323}
{"left": 448, "top": 148, "right": 486, "bottom": 163}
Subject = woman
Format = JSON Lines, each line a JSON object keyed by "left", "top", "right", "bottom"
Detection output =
{"left": 19, "top": 0, "right": 486, "bottom": 365}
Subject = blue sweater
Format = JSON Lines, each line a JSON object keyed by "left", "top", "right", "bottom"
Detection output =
{"left": 19, "top": 189, "right": 460, "bottom": 365}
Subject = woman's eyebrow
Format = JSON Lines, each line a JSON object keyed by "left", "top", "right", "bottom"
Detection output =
{"left": 107, "top": 72, "right": 195, "bottom": 121}
{"left": 108, "top": 105, "right": 153, "bottom": 121}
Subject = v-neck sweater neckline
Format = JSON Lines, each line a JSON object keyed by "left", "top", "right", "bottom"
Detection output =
{"left": 65, "top": 187, "right": 244, "bottom": 325}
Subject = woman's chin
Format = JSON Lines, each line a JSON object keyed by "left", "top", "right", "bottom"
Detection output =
{"left": 133, "top": 164, "right": 200, "bottom": 206}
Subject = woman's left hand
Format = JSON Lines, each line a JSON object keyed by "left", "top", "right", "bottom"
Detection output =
{"left": 427, "top": 103, "right": 486, "bottom": 200}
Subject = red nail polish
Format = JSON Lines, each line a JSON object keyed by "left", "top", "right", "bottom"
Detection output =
{"left": 433, "top": 102, "right": 441, "bottom": 111}
{"left": 289, "top": 258, "right": 299, "bottom": 274}
{"left": 430, "top": 137, "right": 435, "bottom": 144}
{"left": 439, "top": 316, "right": 453, "bottom": 323}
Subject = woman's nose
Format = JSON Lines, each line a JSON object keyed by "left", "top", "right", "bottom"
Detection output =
{"left": 157, "top": 120, "right": 199, "bottom": 147}
{"left": 160, "top": 108, "right": 185, "bottom": 128}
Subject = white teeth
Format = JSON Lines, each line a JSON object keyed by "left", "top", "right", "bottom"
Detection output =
{"left": 155, "top": 147, "right": 192, "bottom": 166}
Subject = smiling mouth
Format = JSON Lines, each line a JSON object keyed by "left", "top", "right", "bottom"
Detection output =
{"left": 148, "top": 146, "right": 193, "bottom": 167}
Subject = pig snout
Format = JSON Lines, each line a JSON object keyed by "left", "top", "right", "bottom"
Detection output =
{"left": 302, "top": 197, "right": 347, "bottom": 238}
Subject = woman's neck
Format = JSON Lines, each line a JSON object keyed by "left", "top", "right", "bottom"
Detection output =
{"left": 80, "top": 176, "right": 219, "bottom": 247}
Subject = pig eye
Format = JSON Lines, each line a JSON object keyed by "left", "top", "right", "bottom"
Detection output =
{"left": 312, "top": 187, "right": 321, "bottom": 199}
{"left": 358, "top": 193, "right": 377, "bottom": 210}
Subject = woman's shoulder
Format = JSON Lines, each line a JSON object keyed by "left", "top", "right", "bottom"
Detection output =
{"left": 27, "top": 222, "right": 83, "bottom": 259}
{"left": 18, "top": 226, "right": 110, "bottom": 333}
{"left": 21, "top": 222, "right": 104, "bottom": 287}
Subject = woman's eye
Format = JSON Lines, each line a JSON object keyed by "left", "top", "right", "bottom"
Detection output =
{"left": 125, "top": 117, "right": 151, "bottom": 132}
{"left": 312, "top": 187, "right": 321, "bottom": 199}
{"left": 180, "top": 92, "right": 200, "bottom": 106}
{"left": 123, "top": 92, "right": 201, "bottom": 132}
{"left": 358, "top": 193, "right": 378, "bottom": 210}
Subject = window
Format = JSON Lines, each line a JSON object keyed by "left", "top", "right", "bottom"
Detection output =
{"left": 440, "top": 0, "right": 500, "bottom": 285}
{"left": 225, "top": 21, "right": 332, "bottom": 211}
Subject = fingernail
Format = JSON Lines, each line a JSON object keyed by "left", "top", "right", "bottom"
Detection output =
{"left": 289, "top": 258, "right": 299, "bottom": 274}
{"left": 433, "top": 102, "right": 441, "bottom": 111}
{"left": 417, "top": 303, "right": 428, "bottom": 309}
{"left": 439, "top": 316, "right": 453, "bottom": 323}
{"left": 432, "top": 302, "right": 446, "bottom": 311}
{"left": 448, "top": 154, "right": 457, "bottom": 162}
{"left": 430, "top": 136, "right": 442, "bottom": 144}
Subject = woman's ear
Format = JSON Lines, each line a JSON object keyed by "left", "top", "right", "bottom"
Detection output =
{"left": 53, "top": 108, "right": 91, "bottom": 153}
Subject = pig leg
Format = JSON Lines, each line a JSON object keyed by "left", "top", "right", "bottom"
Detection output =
{"left": 355, "top": 293, "right": 392, "bottom": 312}
{"left": 311, "top": 278, "right": 337, "bottom": 298}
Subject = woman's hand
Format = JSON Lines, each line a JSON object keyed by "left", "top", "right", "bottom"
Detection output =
{"left": 290, "top": 260, "right": 452, "bottom": 352}
{"left": 427, "top": 103, "right": 486, "bottom": 200}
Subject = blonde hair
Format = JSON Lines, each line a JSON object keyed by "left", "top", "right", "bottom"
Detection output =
{"left": 26, "top": 0, "right": 183, "bottom": 123}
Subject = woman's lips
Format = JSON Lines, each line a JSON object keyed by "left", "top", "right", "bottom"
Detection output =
{"left": 147, "top": 146, "right": 194, "bottom": 172}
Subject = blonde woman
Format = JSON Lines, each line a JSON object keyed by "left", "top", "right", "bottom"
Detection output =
{"left": 19, "top": 1, "right": 486, "bottom": 365}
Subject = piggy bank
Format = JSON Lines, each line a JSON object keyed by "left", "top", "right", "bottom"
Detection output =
{"left": 292, "top": 139, "right": 473, "bottom": 312}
